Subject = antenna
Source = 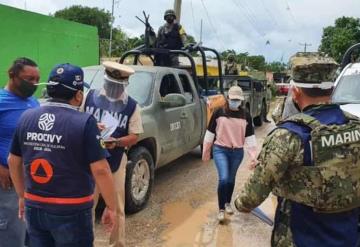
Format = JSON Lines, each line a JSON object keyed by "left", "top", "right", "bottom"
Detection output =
{"left": 200, "top": 19, "right": 203, "bottom": 44}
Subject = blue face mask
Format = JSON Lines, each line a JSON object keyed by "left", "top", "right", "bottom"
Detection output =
{"left": 228, "top": 99, "right": 241, "bottom": 111}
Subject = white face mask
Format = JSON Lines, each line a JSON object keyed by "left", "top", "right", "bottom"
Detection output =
{"left": 228, "top": 99, "right": 241, "bottom": 111}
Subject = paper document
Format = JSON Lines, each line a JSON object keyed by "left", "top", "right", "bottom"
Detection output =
{"left": 251, "top": 207, "right": 274, "bottom": 226}
{"left": 100, "top": 112, "right": 119, "bottom": 140}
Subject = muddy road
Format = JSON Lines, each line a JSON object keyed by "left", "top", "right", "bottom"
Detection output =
{"left": 95, "top": 121, "right": 276, "bottom": 247}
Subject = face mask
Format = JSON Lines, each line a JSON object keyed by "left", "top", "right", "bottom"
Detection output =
{"left": 104, "top": 79, "right": 126, "bottom": 101}
{"left": 228, "top": 99, "right": 241, "bottom": 111}
{"left": 18, "top": 79, "right": 37, "bottom": 98}
{"left": 166, "top": 16, "right": 175, "bottom": 24}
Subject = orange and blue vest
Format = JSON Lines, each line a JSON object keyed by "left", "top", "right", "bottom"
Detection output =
{"left": 15, "top": 102, "right": 101, "bottom": 212}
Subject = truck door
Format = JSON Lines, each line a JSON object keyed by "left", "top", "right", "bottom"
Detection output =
{"left": 157, "top": 73, "right": 186, "bottom": 164}
{"left": 177, "top": 73, "right": 203, "bottom": 152}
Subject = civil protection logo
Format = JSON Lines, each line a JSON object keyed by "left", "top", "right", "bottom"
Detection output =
{"left": 38, "top": 113, "right": 56, "bottom": 131}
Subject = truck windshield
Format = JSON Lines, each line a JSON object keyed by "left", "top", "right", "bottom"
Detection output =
{"left": 332, "top": 74, "right": 360, "bottom": 104}
{"left": 84, "top": 67, "right": 154, "bottom": 107}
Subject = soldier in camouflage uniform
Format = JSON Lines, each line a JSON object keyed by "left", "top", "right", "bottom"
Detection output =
{"left": 235, "top": 52, "right": 360, "bottom": 247}
{"left": 224, "top": 54, "right": 239, "bottom": 75}
{"left": 156, "top": 9, "right": 187, "bottom": 67}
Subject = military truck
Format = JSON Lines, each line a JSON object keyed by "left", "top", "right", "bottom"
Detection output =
{"left": 221, "top": 75, "right": 268, "bottom": 126}
{"left": 84, "top": 43, "right": 225, "bottom": 213}
{"left": 83, "top": 65, "right": 206, "bottom": 213}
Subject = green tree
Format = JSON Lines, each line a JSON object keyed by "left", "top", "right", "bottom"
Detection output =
{"left": 54, "top": 5, "right": 112, "bottom": 39}
{"left": 247, "top": 55, "right": 266, "bottom": 71}
{"left": 319, "top": 16, "right": 360, "bottom": 62}
{"left": 265, "top": 61, "right": 287, "bottom": 73}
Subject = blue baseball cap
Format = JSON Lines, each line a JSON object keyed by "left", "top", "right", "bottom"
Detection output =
{"left": 47, "top": 63, "right": 89, "bottom": 91}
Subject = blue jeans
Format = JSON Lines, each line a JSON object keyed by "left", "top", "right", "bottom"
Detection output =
{"left": 213, "top": 145, "right": 244, "bottom": 210}
{"left": 25, "top": 207, "right": 93, "bottom": 247}
{"left": 0, "top": 186, "right": 26, "bottom": 247}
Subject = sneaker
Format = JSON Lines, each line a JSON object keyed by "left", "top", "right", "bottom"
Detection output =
{"left": 225, "top": 203, "right": 234, "bottom": 215}
{"left": 217, "top": 210, "right": 225, "bottom": 223}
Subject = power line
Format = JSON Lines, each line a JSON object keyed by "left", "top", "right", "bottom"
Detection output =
{"left": 200, "top": 0, "right": 226, "bottom": 50}
{"left": 258, "top": 0, "right": 279, "bottom": 27}
{"left": 231, "top": 0, "right": 265, "bottom": 37}
{"left": 283, "top": 0, "right": 297, "bottom": 25}
{"left": 190, "top": 0, "right": 198, "bottom": 41}
{"left": 242, "top": 0, "right": 267, "bottom": 31}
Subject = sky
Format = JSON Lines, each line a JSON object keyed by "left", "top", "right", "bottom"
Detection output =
{"left": 1, "top": 0, "right": 360, "bottom": 62}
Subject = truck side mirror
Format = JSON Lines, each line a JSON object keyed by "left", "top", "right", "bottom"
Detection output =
{"left": 160, "top": 93, "right": 186, "bottom": 108}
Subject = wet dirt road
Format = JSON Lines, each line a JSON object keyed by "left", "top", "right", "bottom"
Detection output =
{"left": 95, "top": 121, "right": 276, "bottom": 247}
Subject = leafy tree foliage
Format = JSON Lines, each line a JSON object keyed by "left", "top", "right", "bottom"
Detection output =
{"left": 319, "top": 16, "right": 360, "bottom": 62}
{"left": 221, "top": 50, "right": 268, "bottom": 71}
{"left": 54, "top": 5, "right": 112, "bottom": 39}
{"left": 265, "top": 61, "right": 287, "bottom": 73}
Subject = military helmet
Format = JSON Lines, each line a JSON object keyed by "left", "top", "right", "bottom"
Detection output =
{"left": 164, "top": 9, "right": 176, "bottom": 19}
{"left": 289, "top": 52, "right": 338, "bottom": 89}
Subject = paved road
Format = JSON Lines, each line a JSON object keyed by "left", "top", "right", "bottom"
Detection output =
{"left": 95, "top": 121, "right": 277, "bottom": 247}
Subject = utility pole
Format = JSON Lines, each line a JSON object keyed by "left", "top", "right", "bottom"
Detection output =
{"left": 109, "top": 0, "right": 115, "bottom": 57}
{"left": 299, "top": 42, "right": 312, "bottom": 52}
{"left": 174, "top": 0, "right": 182, "bottom": 22}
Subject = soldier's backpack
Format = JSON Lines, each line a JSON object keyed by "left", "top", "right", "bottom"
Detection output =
{"left": 272, "top": 112, "right": 360, "bottom": 213}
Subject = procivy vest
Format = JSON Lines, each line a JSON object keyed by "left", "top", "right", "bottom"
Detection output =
{"left": 84, "top": 89, "right": 137, "bottom": 172}
{"left": 18, "top": 102, "right": 94, "bottom": 212}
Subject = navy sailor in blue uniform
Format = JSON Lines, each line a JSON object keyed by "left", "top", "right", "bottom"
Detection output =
{"left": 8, "top": 63, "right": 117, "bottom": 247}
{"left": 82, "top": 61, "right": 143, "bottom": 247}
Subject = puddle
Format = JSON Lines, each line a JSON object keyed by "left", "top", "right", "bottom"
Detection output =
{"left": 160, "top": 195, "right": 276, "bottom": 247}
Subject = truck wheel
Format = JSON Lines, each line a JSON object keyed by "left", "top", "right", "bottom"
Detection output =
{"left": 253, "top": 102, "right": 266, "bottom": 127}
{"left": 125, "top": 146, "right": 154, "bottom": 214}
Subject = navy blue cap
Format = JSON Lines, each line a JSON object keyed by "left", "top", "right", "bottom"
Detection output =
{"left": 47, "top": 63, "right": 88, "bottom": 91}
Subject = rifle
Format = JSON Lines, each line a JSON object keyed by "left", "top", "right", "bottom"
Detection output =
{"left": 135, "top": 11, "right": 156, "bottom": 48}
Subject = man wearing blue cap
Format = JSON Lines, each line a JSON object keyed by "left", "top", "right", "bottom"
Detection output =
{"left": 8, "top": 63, "right": 117, "bottom": 247}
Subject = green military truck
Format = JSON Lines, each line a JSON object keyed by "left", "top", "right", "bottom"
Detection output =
{"left": 83, "top": 65, "right": 207, "bottom": 213}
{"left": 222, "top": 75, "right": 268, "bottom": 126}
{"left": 83, "top": 43, "right": 227, "bottom": 213}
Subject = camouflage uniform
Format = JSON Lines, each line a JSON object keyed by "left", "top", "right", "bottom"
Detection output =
{"left": 225, "top": 62, "right": 238, "bottom": 75}
{"left": 225, "top": 55, "right": 238, "bottom": 75}
{"left": 156, "top": 9, "right": 187, "bottom": 67}
{"left": 235, "top": 127, "right": 301, "bottom": 246}
{"left": 235, "top": 53, "right": 360, "bottom": 246}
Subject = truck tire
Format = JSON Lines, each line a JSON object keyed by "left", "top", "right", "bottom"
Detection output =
{"left": 125, "top": 146, "right": 154, "bottom": 214}
{"left": 253, "top": 102, "right": 266, "bottom": 127}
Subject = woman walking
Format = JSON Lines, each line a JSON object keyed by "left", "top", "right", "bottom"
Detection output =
{"left": 202, "top": 86, "right": 257, "bottom": 223}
